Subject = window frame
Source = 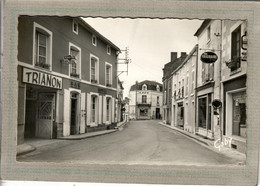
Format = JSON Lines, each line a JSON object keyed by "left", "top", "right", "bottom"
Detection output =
{"left": 69, "top": 42, "right": 81, "bottom": 79}
{"left": 107, "top": 45, "right": 111, "bottom": 55}
{"left": 90, "top": 54, "right": 99, "bottom": 84}
{"left": 230, "top": 25, "right": 242, "bottom": 72}
{"left": 72, "top": 19, "right": 78, "bottom": 35}
{"left": 105, "top": 62, "right": 113, "bottom": 87}
{"left": 33, "top": 22, "right": 52, "bottom": 71}
{"left": 92, "top": 35, "right": 97, "bottom": 46}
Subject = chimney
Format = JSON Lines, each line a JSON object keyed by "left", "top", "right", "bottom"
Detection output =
{"left": 181, "top": 52, "right": 187, "bottom": 57}
{"left": 171, "top": 52, "right": 178, "bottom": 62}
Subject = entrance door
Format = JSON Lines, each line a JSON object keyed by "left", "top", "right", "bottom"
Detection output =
{"left": 37, "top": 93, "right": 55, "bottom": 139}
{"left": 70, "top": 92, "right": 78, "bottom": 135}
{"left": 156, "top": 108, "right": 160, "bottom": 119}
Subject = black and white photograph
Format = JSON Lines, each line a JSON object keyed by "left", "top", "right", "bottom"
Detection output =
{"left": 1, "top": 1, "right": 260, "bottom": 186}
{"left": 16, "top": 16, "right": 247, "bottom": 166}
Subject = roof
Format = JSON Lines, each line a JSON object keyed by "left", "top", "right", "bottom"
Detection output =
{"left": 194, "top": 19, "right": 211, "bottom": 37}
{"left": 77, "top": 17, "right": 121, "bottom": 52}
{"left": 130, "top": 80, "right": 163, "bottom": 92}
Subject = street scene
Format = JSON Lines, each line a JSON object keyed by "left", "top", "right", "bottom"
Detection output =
{"left": 16, "top": 16, "right": 247, "bottom": 166}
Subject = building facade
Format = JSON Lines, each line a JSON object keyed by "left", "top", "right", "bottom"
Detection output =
{"left": 129, "top": 80, "right": 163, "bottom": 120}
{"left": 162, "top": 52, "right": 187, "bottom": 125}
{"left": 17, "top": 16, "right": 121, "bottom": 144}
{"left": 171, "top": 45, "right": 198, "bottom": 133}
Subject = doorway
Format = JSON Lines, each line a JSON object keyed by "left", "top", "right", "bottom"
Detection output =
{"left": 156, "top": 108, "right": 160, "bottom": 119}
{"left": 70, "top": 92, "right": 79, "bottom": 135}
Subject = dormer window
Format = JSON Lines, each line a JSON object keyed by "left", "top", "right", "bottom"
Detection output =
{"left": 156, "top": 85, "right": 160, "bottom": 91}
{"left": 92, "top": 35, "right": 97, "bottom": 46}
{"left": 72, "top": 20, "right": 78, "bottom": 35}
{"left": 107, "top": 45, "right": 111, "bottom": 55}
{"left": 142, "top": 84, "right": 147, "bottom": 91}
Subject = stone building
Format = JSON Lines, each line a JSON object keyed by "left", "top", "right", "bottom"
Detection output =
{"left": 129, "top": 80, "right": 163, "bottom": 120}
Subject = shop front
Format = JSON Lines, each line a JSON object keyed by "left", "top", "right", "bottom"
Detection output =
{"left": 176, "top": 102, "right": 184, "bottom": 129}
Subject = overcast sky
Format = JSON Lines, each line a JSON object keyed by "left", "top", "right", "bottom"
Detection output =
{"left": 83, "top": 18, "right": 203, "bottom": 98}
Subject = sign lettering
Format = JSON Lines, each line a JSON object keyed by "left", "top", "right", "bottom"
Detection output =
{"left": 200, "top": 52, "right": 218, "bottom": 64}
{"left": 23, "top": 68, "right": 62, "bottom": 89}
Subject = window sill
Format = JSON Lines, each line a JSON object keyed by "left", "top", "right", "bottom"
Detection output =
{"left": 230, "top": 67, "right": 242, "bottom": 76}
{"left": 35, "top": 64, "right": 51, "bottom": 71}
{"left": 70, "top": 74, "right": 80, "bottom": 78}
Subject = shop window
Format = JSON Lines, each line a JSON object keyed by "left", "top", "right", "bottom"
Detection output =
{"left": 92, "top": 35, "right": 97, "bottom": 46}
{"left": 70, "top": 46, "right": 80, "bottom": 78}
{"left": 90, "top": 55, "right": 99, "bottom": 83}
{"left": 198, "top": 97, "right": 207, "bottom": 129}
{"left": 142, "top": 95, "right": 147, "bottom": 104}
{"left": 34, "top": 22, "right": 52, "bottom": 70}
{"left": 231, "top": 25, "right": 241, "bottom": 71}
{"left": 106, "top": 63, "right": 112, "bottom": 87}
{"left": 72, "top": 20, "right": 78, "bottom": 34}
{"left": 140, "top": 108, "right": 148, "bottom": 116}
{"left": 232, "top": 92, "right": 246, "bottom": 138}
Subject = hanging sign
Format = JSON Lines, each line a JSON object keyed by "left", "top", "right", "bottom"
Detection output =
{"left": 200, "top": 52, "right": 218, "bottom": 64}
{"left": 23, "top": 68, "right": 62, "bottom": 89}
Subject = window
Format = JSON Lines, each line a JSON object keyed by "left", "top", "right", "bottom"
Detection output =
{"left": 106, "top": 63, "right": 112, "bottom": 87}
{"left": 106, "top": 98, "right": 111, "bottom": 122}
{"left": 142, "top": 95, "right": 147, "bottom": 104}
{"left": 90, "top": 55, "right": 98, "bottom": 83}
{"left": 140, "top": 108, "right": 148, "bottom": 116}
{"left": 69, "top": 43, "right": 81, "bottom": 78}
{"left": 72, "top": 20, "right": 78, "bottom": 34}
{"left": 92, "top": 35, "right": 97, "bottom": 46}
{"left": 142, "top": 84, "right": 147, "bottom": 90}
{"left": 198, "top": 94, "right": 212, "bottom": 130}
{"left": 91, "top": 96, "right": 97, "bottom": 123}
{"left": 231, "top": 25, "right": 241, "bottom": 71}
{"left": 33, "top": 22, "right": 52, "bottom": 70}
{"left": 157, "top": 96, "right": 159, "bottom": 104}
{"left": 107, "top": 45, "right": 111, "bottom": 55}
{"left": 156, "top": 85, "right": 160, "bottom": 91}
{"left": 207, "top": 26, "right": 211, "bottom": 42}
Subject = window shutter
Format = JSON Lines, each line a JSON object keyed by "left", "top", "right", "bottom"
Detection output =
{"left": 63, "top": 89, "right": 70, "bottom": 136}
{"left": 80, "top": 93, "right": 86, "bottom": 134}
{"left": 86, "top": 93, "right": 91, "bottom": 126}
{"left": 103, "top": 96, "right": 107, "bottom": 124}
{"left": 112, "top": 97, "right": 115, "bottom": 123}
{"left": 99, "top": 95, "right": 102, "bottom": 124}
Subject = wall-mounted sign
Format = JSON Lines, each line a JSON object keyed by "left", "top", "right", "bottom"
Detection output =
{"left": 70, "top": 81, "right": 80, "bottom": 89}
{"left": 23, "top": 68, "right": 62, "bottom": 89}
{"left": 200, "top": 52, "right": 218, "bottom": 64}
{"left": 138, "top": 91, "right": 149, "bottom": 94}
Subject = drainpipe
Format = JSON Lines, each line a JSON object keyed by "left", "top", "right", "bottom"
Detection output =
{"left": 194, "top": 44, "right": 198, "bottom": 134}
{"left": 219, "top": 20, "right": 223, "bottom": 142}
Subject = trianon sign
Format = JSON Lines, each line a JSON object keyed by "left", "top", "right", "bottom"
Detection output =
{"left": 23, "top": 68, "right": 62, "bottom": 89}
{"left": 200, "top": 52, "right": 218, "bottom": 64}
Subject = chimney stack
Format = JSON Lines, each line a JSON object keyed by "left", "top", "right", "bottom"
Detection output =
{"left": 171, "top": 52, "right": 178, "bottom": 62}
{"left": 181, "top": 52, "right": 187, "bottom": 57}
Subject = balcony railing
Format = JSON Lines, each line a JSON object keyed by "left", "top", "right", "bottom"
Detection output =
{"left": 70, "top": 73, "right": 79, "bottom": 78}
{"left": 35, "top": 62, "right": 50, "bottom": 70}
{"left": 225, "top": 56, "right": 241, "bottom": 71}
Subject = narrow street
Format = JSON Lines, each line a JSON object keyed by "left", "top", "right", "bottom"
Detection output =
{"left": 18, "top": 120, "right": 239, "bottom": 165}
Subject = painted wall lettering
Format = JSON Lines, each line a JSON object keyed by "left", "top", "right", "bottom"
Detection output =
{"left": 23, "top": 68, "right": 62, "bottom": 89}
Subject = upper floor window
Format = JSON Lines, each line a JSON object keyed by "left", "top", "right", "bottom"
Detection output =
{"left": 69, "top": 43, "right": 81, "bottom": 78}
{"left": 92, "top": 35, "right": 97, "bottom": 46}
{"left": 142, "top": 84, "right": 147, "bottom": 91}
{"left": 107, "top": 45, "right": 111, "bottom": 55}
{"left": 156, "top": 85, "right": 160, "bottom": 91}
{"left": 207, "top": 26, "right": 211, "bottom": 42}
{"left": 186, "top": 76, "right": 189, "bottom": 96}
{"left": 157, "top": 96, "right": 159, "bottom": 104}
{"left": 72, "top": 20, "right": 78, "bottom": 35}
{"left": 33, "top": 22, "right": 52, "bottom": 70}
{"left": 142, "top": 95, "right": 147, "bottom": 104}
{"left": 231, "top": 25, "right": 241, "bottom": 72}
{"left": 106, "top": 63, "right": 112, "bottom": 87}
{"left": 90, "top": 55, "right": 99, "bottom": 83}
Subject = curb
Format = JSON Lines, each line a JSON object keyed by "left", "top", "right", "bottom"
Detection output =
{"left": 57, "top": 129, "right": 117, "bottom": 140}
{"left": 158, "top": 122, "right": 209, "bottom": 146}
{"left": 17, "top": 144, "right": 36, "bottom": 156}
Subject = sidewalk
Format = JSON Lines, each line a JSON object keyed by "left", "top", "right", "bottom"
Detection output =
{"left": 17, "top": 120, "right": 128, "bottom": 156}
{"left": 158, "top": 122, "right": 246, "bottom": 164}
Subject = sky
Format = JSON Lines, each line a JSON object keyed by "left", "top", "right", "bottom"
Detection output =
{"left": 83, "top": 17, "right": 203, "bottom": 98}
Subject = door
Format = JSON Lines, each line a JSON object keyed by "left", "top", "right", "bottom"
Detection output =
{"left": 37, "top": 93, "right": 55, "bottom": 139}
{"left": 156, "top": 108, "right": 160, "bottom": 119}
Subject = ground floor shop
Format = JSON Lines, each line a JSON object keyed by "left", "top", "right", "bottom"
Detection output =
{"left": 17, "top": 66, "right": 118, "bottom": 145}
{"left": 223, "top": 75, "right": 247, "bottom": 153}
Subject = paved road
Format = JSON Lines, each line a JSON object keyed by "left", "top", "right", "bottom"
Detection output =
{"left": 18, "top": 120, "right": 239, "bottom": 165}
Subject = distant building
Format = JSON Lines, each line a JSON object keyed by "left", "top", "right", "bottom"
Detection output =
{"left": 162, "top": 52, "right": 187, "bottom": 125}
{"left": 129, "top": 80, "right": 163, "bottom": 120}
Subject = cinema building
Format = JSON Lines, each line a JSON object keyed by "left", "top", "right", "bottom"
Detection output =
{"left": 17, "top": 16, "right": 121, "bottom": 144}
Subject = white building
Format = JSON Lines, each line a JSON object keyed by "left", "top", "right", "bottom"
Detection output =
{"left": 129, "top": 80, "right": 163, "bottom": 120}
